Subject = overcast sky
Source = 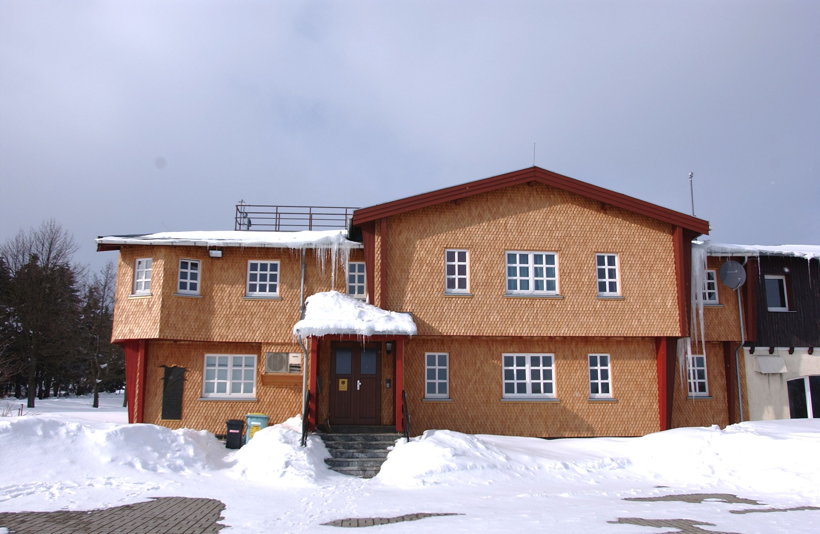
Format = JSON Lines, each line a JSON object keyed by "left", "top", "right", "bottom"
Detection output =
{"left": 1, "top": 0, "right": 818, "bottom": 273}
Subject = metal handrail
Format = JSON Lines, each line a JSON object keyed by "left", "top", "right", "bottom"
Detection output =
{"left": 301, "top": 390, "right": 310, "bottom": 447}
{"left": 235, "top": 203, "right": 359, "bottom": 231}
{"left": 401, "top": 390, "right": 411, "bottom": 442}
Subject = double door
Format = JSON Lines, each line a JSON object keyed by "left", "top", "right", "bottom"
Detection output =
{"left": 330, "top": 344, "right": 380, "bottom": 425}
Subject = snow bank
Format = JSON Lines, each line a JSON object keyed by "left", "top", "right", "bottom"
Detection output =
{"left": 227, "top": 416, "right": 333, "bottom": 486}
{"left": 703, "top": 241, "right": 820, "bottom": 261}
{"left": 293, "top": 291, "right": 417, "bottom": 337}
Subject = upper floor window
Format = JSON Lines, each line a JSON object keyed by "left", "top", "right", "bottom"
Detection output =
{"left": 588, "top": 354, "right": 612, "bottom": 399}
{"left": 687, "top": 353, "right": 708, "bottom": 397}
{"left": 247, "top": 261, "right": 279, "bottom": 297}
{"left": 764, "top": 275, "right": 789, "bottom": 311}
{"left": 133, "top": 258, "right": 152, "bottom": 295}
{"left": 506, "top": 252, "right": 558, "bottom": 296}
{"left": 703, "top": 269, "right": 719, "bottom": 304}
{"left": 502, "top": 353, "right": 555, "bottom": 399}
{"left": 347, "top": 262, "right": 366, "bottom": 299}
{"left": 596, "top": 254, "right": 619, "bottom": 296}
{"left": 203, "top": 354, "right": 256, "bottom": 398}
{"left": 178, "top": 259, "right": 200, "bottom": 295}
{"left": 425, "top": 352, "right": 449, "bottom": 399}
{"left": 445, "top": 249, "right": 469, "bottom": 294}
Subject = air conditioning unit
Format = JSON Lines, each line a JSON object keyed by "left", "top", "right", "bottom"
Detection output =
{"left": 264, "top": 352, "right": 303, "bottom": 374}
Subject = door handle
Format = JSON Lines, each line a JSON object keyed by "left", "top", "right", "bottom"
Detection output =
{"left": 357, "top": 379, "right": 362, "bottom": 391}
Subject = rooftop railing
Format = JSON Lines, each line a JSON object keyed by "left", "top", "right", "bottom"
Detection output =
{"left": 235, "top": 202, "right": 359, "bottom": 231}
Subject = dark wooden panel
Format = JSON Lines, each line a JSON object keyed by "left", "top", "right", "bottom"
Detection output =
{"left": 754, "top": 257, "right": 820, "bottom": 347}
{"left": 161, "top": 366, "right": 185, "bottom": 420}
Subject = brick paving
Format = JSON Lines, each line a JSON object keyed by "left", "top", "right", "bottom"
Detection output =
{"left": 0, "top": 497, "right": 225, "bottom": 534}
{"left": 607, "top": 517, "right": 738, "bottom": 534}
{"left": 321, "top": 512, "right": 462, "bottom": 528}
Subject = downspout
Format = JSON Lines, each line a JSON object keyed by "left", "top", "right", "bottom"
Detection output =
{"left": 734, "top": 257, "right": 747, "bottom": 422}
{"left": 298, "top": 248, "right": 309, "bottom": 446}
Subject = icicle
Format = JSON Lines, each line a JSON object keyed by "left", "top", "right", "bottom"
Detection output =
{"left": 676, "top": 337, "right": 690, "bottom": 388}
{"left": 690, "top": 242, "right": 708, "bottom": 357}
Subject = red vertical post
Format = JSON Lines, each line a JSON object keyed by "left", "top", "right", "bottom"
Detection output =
{"left": 655, "top": 337, "right": 668, "bottom": 431}
{"left": 395, "top": 338, "right": 405, "bottom": 433}
{"left": 122, "top": 339, "right": 148, "bottom": 424}
{"left": 308, "top": 337, "right": 319, "bottom": 430}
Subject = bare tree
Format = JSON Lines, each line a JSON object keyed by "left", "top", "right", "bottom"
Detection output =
{"left": 1, "top": 219, "right": 78, "bottom": 275}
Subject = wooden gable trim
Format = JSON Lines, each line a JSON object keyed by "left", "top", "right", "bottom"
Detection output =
{"left": 352, "top": 166, "right": 709, "bottom": 235}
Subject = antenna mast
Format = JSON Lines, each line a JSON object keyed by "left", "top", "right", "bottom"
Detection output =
{"left": 688, "top": 171, "right": 695, "bottom": 216}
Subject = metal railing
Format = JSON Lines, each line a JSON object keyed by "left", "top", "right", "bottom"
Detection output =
{"left": 235, "top": 203, "right": 359, "bottom": 231}
{"left": 401, "top": 390, "right": 411, "bottom": 442}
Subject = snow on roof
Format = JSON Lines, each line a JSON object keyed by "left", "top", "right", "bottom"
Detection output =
{"left": 293, "top": 291, "right": 416, "bottom": 338}
{"left": 702, "top": 241, "right": 820, "bottom": 261}
{"left": 96, "top": 230, "right": 362, "bottom": 250}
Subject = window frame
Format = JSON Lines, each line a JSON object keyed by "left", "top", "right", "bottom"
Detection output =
{"left": 595, "top": 253, "right": 620, "bottom": 297}
{"left": 347, "top": 261, "right": 366, "bottom": 299}
{"left": 424, "top": 352, "right": 449, "bottom": 399}
{"left": 505, "top": 251, "right": 559, "bottom": 296}
{"left": 702, "top": 269, "right": 719, "bottom": 304}
{"left": 177, "top": 259, "right": 201, "bottom": 296}
{"left": 502, "top": 353, "right": 556, "bottom": 399}
{"left": 686, "top": 353, "right": 709, "bottom": 397}
{"left": 588, "top": 353, "right": 613, "bottom": 399}
{"left": 202, "top": 354, "right": 257, "bottom": 399}
{"left": 246, "top": 260, "right": 280, "bottom": 298}
{"left": 133, "top": 258, "right": 153, "bottom": 296}
{"left": 764, "top": 275, "right": 789, "bottom": 312}
{"left": 444, "top": 249, "right": 470, "bottom": 294}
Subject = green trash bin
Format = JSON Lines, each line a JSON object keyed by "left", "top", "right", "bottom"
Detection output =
{"left": 245, "top": 413, "right": 269, "bottom": 441}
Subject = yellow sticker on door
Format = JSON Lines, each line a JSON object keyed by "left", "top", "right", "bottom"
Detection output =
{"left": 339, "top": 378, "right": 348, "bottom": 391}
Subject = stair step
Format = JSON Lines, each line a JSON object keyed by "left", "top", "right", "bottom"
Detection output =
{"left": 327, "top": 449, "right": 390, "bottom": 459}
{"left": 319, "top": 431, "right": 400, "bottom": 479}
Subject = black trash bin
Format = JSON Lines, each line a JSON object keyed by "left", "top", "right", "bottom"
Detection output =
{"left": 225, "top": 419, "right": 245, "bottom": 449}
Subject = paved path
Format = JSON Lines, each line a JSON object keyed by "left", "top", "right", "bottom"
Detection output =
{"left": 0, "top": 497, "right": 225, "bottom": 534}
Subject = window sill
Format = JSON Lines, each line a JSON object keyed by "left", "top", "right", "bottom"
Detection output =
{"left": 198, "top": 397, "right": 258, "bottom": 402}
{"left": 687, "top": 395, "right": 712, "bottom": 400}
{"left": 423, "top": 397, "right": 453, "bottom": 402}
{"left": 704, "top": 303, "right": 722, "bottom": 307}
{"left": 175, "top": 293, "right": 202, "bottom": 298}
{"left": 443, "top": 292, "right": 473, "bottom": 297}
{"left": 504, "top": 294, "right": 564, "bottom": 299}
{"left": 128, "top": 293, "right": 152, "bottom": 299}
{"left": 588, "top": 397, "right": 618, "bottom": 403}
{"left": 501, "top": 397, "right": 559, "bottom": 402}
{"left": 243, "top": 295, "right": 282, "bottom": 300}
{"left": 766, "top": 309, "right": 795, "bottom": 313}
{"left": 596, "top": 295, "right": 624, "bottom": 300}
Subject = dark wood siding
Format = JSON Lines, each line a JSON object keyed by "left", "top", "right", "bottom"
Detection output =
{"left": 753, "top": 256, "right": 820, "bottom": 347}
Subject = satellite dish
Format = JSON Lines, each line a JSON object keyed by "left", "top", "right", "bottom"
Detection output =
{"left": 719, "top": 260, "right": 747, "bottom": 289}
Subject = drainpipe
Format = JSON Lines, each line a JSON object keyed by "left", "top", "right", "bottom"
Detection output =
{"left": 298, "top": 248, "right": 309, "bottom": 445}
{"left": 734, "top": 257, "right": 748, "bottom": 422}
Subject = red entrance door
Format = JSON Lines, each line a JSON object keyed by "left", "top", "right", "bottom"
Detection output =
{"left": 330, "top": 344, "right": 380, "bottom": 425}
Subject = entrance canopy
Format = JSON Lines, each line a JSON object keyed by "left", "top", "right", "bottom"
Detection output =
{"left": 293, "top": 291, "right": 416, "bottom": 338}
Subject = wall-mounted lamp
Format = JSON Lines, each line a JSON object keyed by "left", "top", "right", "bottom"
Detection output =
{"left": 788, "top": 347, "right": 795, "bottom": 355}
{"left": 809, "top": 347, "right": 815, "bottom": 355}
{"left": 209, "top": 249, "right": 223, "bottom": 258}
{"left": 768, "top": 346, "right": 775, "bottom": 354}
{"left": 749, "top": 346, "right": 756, "bottom": 354}
{"left": 385, "top": 342, "right": 393, "bottom": 354}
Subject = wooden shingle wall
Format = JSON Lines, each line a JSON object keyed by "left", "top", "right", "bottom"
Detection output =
{"left": 382, "top": 183, "right": 682, "bottom": 338}
{"left": 702, "top": 257, "right": 743, "bottom": 342}
{"left": 403, "top": 336, "right": 660, "bottom": 437}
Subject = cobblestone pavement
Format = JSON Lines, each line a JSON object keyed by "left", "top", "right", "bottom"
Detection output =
{"left": 0, "top": 497, "right": 225, "bottom": 534}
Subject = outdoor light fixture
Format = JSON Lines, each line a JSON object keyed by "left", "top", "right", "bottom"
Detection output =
{"left": 385, "top": 342, "right": 393, "bottom": 354}
{"left": 209, "top": 249, "right": 223, "bottom": 258}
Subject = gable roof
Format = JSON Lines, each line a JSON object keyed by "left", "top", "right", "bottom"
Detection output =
{"left": 351, "top": 166, "right": 709, "bottom": 235}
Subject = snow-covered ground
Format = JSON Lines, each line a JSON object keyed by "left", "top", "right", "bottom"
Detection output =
{"left": 2, "top": 394, "right": 819, "bottom": 533}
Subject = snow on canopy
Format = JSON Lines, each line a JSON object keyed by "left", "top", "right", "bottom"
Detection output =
{"left": 293, "top": 291, "right": 417, "bottom": 338}
{"left": 701, "top": 241, "right": 820, "bottom": 261}
{"left": 96, "top": 229, "right": 362, "bottom": 250}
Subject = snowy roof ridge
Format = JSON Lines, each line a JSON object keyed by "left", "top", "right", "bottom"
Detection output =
{"left": 699, "top": 240, "right": 820, "bottom": 261}
{"left": 96, "top": 230, "right": 362, "bottom": 250}
{"left": 293, "top": 291, "right": 417, "bottom": 338}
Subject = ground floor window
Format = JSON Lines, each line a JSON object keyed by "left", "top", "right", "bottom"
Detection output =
{"left": 787, "top": 376, "right": 820, "bottom": 419}
{"left": 502, "top": 353, "right": 555, "bottom": 398}
{"left": 425, "top": 353, "right": 449, "bottom": 399}
{"left": 203, "top": 354, "right": 256, "bottom": 398}
{"left": 588, "top": 354, "right": 612, "bottom": 398}
{"left": 687, "top": 354, "right": 708, "bottom": 397}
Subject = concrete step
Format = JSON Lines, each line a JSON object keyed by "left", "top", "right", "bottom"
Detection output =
{"left": 319, "top": 431, "right": 403, "bottom": 479}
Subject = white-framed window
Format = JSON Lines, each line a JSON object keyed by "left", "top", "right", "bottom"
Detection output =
{"left": 347, "top": 262, "right": 366, "bottom": 299}
{"left": 203, "top": 354, "right": 256, "bottom": 398}
{"left": 502, "top": 353, "right": 555, "bottom": 398}
{"left": 133, "top": 258, "right": 152, "bottom": 295}
{"left": 445, "top": 249, "right": 469, "bottom": 294}
{"left": 425, "top": 352, "right": 449, "bottom": 399}
{"left": 178, "top": 259, "right": 200, "bottom": 295}
{"left": 703, "top": 269, "right": 718, "bottom": 304}
{"left": 246, "top": 261, "right": 279, "bottom": 297}
{"left": 596, "top": 253, "right": 619, "bottom": 296}
{"left": 764, "top": 275, "right": 789, "bottom": 311}
{"left": 687, "top": 354, "right": 708, "bottom": 397}
{"left": 505, "top": 252, "right": 558, "bottom": 295}
{"left": 588, "top": 354, "right": 612, "bottom": 399}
